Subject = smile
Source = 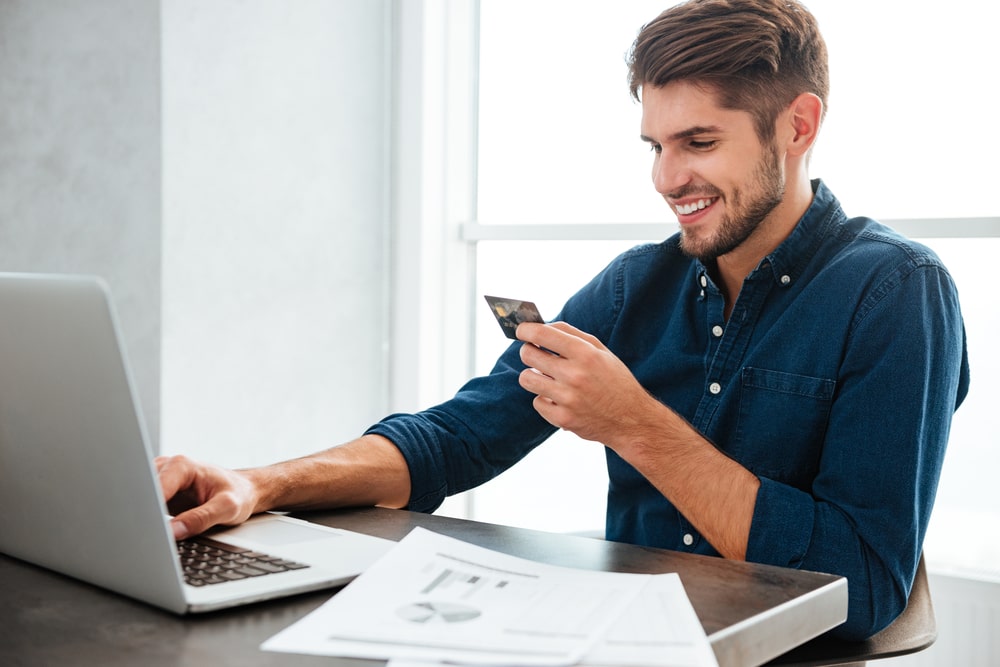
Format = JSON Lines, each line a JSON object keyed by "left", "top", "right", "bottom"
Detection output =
{"left": 675, "top": 198, "right": 717, "bottom": 215}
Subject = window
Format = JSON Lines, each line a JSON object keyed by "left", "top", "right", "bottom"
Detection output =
{"left": 445, "top": 1, "right": 1000, "bottom": 570}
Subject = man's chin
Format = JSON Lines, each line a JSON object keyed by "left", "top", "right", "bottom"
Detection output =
{"left": 678, "top": 232, "right": 722, "bottom": 263}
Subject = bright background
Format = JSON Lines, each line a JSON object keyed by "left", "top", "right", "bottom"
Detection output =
{"left": 463, "top": 0, "right": 1000, "bottom": 578}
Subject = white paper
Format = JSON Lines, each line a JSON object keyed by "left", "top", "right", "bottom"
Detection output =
{"left": 263, "top": 527, "right": 647, "bottom": 665}
{"left": 263, "top": 527, "right": 716, "bottom": 667}
{"left": 383, "top": 575, "right": 718, "bottom": 667}
{"left": 581, "top": 574, "right": 718, "bottom": 666}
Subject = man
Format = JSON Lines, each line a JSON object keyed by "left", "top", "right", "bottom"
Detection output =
{"left": 157, "top": 0, "right": 970, "bottom": 641}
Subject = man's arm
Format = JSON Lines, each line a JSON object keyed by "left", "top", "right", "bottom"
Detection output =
{"left": 517, "top": 321, "right": 760, "bottom": 560}
{"left": 156, "top": 434, "right": 411, "bottom": 540}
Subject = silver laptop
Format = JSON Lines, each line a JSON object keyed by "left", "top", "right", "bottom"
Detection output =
{"left": 0, "top": 272, "right": 393, "bottom": 613}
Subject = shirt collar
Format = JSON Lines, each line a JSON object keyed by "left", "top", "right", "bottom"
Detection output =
{"left": 691, "top": 179, "right": 845, "bottom": 291}
{"left": 755, "top": 179, "right": 844, "bottom": 287}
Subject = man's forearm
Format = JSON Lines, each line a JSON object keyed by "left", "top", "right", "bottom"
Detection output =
{"left": 607, "top": 400, "right": 760, "bottom": 560}
{"left": 246, "top": 434, "right": 412, "bottom": 513}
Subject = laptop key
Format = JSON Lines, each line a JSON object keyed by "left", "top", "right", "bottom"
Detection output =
{"left": 234, "top": 566, "right": 267, "bottom": 577}
{"left": 274, "top": 560, "right": 310, "bottom": 570}
{"left": 177, "top": 536, "right": 310, "bottom": 586}
{"left": 251, "top": 561, "right": 286, "bottom": 574}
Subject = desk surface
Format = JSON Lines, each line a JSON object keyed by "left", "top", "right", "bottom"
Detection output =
{"left": 0, "top": 507, "right": 846, "bottom": 667}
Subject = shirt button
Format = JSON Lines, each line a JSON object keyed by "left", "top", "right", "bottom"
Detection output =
{"left": 683, "top": 533, "right": 694, "bottom": 546}
{"left": 699, "top": 275, "right": 708, "bottom": 288}
{"left": 709, "top": 382, "right": 722, "bottom": 395}
{"left": 781, "top": 274, "right": 791, "bottom": 285}
{"left": 712, "top": 325, "right": 724, "bottom": 337}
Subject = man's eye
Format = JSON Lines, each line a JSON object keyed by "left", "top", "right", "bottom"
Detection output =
{"left": 648, "top": 143, "right": 662, "bottom": 154}
{"left": 690, "top": 140, "right": 717, "bottom": 150}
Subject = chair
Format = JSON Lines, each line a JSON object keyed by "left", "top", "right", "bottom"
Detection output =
{"left": 765, "top": 553, "right": 936, "bottom": 666}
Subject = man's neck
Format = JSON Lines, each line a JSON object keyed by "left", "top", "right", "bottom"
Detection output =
{"left": 715, "top": 176, "right": 815, "bottom": 319}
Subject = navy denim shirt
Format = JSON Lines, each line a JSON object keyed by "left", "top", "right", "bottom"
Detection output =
{"left": 368, "top": 180, "right": 970, "bottom": 640}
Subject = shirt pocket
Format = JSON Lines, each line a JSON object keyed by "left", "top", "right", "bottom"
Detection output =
{"left": 734, "top": 367, "right": 835, "bottom": 486}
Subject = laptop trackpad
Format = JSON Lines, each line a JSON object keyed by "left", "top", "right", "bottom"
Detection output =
{"left": 220, "top": 518, "right": 341, "bottom": 547}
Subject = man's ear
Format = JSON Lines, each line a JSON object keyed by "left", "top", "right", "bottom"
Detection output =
{"left": 784, "top": 92, "right": 823, "bottom": 157}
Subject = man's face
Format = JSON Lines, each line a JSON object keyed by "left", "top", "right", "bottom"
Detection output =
{"left": 640, "top": 81, "right": 785, "bottom": 263}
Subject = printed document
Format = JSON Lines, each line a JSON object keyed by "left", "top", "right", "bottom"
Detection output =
{"left": 262, "top": 527, "right": 717, "bottom": 666}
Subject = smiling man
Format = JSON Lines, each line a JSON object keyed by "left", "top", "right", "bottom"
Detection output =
{"left": 157, "top": 0, "right": 970, "bottom": 640}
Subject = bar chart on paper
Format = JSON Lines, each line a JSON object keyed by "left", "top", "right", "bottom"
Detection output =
{"left": 420, "top": 566, "right": 496, "bottom": 596}
{"left": 407, "top": 554, "right": 625, "bottom": 640}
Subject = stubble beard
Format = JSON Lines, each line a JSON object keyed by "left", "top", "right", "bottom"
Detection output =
{"left": 679, "top": 145, "right": 785, "bottom": 264}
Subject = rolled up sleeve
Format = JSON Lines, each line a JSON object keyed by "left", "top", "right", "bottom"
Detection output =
{"left": 748, "top": 257, "right": 968, "bottom": 640}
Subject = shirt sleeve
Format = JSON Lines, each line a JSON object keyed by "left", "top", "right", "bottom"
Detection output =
{"left": 746, "top": 254, "right": 969, "bottom": 640}
{"left": 365, "top": 249, "right": 629, "bottom": 514}
{"left": 365, "top": 348, "right": 556, "bottom": 513}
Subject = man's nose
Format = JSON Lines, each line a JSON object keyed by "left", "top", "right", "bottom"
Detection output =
{"left": 652, "top": 152, "right": 690, "bottom": 197}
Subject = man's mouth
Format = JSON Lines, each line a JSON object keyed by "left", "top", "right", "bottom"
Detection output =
{"left": 675, "top": 198, "right": 718, "bottom": 216}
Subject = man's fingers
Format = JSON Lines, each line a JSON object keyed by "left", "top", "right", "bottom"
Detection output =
{"left": 155, "top": 455, "right": 255, "bottom": 540}
{"left": 169, "top": 517, "right": 190, "bottom": 541}
{"left": 520, "top": 342, "right": 561, "bottom": 378}
{"left": 155, "top": 454, "right": 198, "bottom": 503}
{"left": 517, "top": 321, "right": 606, "bottom": 358}
{"left": 519, "top": 365, "right": 555, "bottom": 396}
{"left": 170, "top": 491, "right": 245, "bottom": 540}
{"left": 170, "top": 506, "right": 213, "bottom": 541}
{"left": 546, "top": 320, "right": 605, "bottom": 348}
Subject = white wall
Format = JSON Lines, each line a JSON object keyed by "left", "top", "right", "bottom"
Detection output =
{"left": 160, "top": 0, "right": 393, "bottom": 467}
{"left": 1, "top": 0, "right": 394, "bottom": 466}
{"left": 0, "top": 0, "right": 162, "bottom": 445}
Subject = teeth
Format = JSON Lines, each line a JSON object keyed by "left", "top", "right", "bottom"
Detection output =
{"left": 677, "top": 199, "right": 714, "bottom": 215}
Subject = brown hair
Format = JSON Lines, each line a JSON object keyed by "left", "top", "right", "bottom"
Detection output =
{"left": 627, "top": 0, "right": 829, "bottom": 142}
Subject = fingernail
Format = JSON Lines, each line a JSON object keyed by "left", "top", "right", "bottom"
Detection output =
{"left": 171, "top": 519, "right": 189, "bottom": 541}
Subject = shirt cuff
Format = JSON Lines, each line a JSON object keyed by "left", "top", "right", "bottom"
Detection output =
{"left": 746, "top": 475, "right": 816, "bottom": 569}
{"left": 365, "top": 415, "right": 448, "bottom": 513}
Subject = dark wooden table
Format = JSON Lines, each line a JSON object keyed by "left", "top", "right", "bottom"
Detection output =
{"left": 0, "top": 507, "right": 847, "bottom": 667}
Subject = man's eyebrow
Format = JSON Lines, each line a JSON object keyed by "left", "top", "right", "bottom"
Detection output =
{"left": 640, "top": 125, "right": 724, "bottom": 144}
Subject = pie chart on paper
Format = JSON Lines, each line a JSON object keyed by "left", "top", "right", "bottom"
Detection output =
{"left": 396, "top": 601, "right": 482, "bottom": 624}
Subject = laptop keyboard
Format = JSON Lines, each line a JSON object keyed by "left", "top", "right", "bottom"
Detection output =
{"left": 177, "top": 535, "right": 310, "bottom": 587}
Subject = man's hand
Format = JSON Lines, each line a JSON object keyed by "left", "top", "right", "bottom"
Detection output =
{"left": 155, "top": 455, "right": 259, "bottom": 541}
{"left": 516, "top": 320, "right": 759, "bottom": 561}
{"left": 516, "top": 321, "right": 661, "bottom": 448}
{"left": 154, "top": 435, "right": 413, "bottom": 542}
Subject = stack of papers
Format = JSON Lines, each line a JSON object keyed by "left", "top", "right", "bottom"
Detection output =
{"left": 263, "top": 527, "right": 718, "bottom": 667}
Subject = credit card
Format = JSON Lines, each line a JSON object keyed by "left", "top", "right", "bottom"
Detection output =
{"left": 483, "top": 296, "right": 544, "bottom": 339}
